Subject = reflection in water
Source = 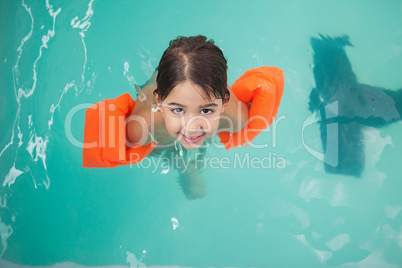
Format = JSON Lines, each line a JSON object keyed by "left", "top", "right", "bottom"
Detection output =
{"left": 150, "top": 143, "right": 208, "bottom": 200}
{"left": 309, "top": 35, "right": 402, "bottom": 177}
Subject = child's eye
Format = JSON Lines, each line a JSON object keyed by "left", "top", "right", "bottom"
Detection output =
{"left": 172, "top": 108, "right": 184, "bottom": 114}
{"left": 201, "top": 109, "right": 213, "bottom": 115}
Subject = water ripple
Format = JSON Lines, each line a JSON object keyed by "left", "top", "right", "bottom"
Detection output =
{"left": 71, "top": 0, "right": 95, "bottom": 92}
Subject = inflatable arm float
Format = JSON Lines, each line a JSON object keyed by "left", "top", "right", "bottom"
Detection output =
{"left": 218, "top": 66, "right": 284, "bottom": 149}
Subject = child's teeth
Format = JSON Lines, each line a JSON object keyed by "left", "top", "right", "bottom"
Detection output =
{"left": 185, "top": 134, "right": 201, "bottom": 139}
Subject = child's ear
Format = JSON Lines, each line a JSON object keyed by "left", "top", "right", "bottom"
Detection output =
{"left": 153, "top": 89, "right": 163, "bottom": 113}
{"left": 221, "top": 93, "right": 230, "bottom": 114}
{"left": 153, "top": 89, "right": 161, "bottom": 105}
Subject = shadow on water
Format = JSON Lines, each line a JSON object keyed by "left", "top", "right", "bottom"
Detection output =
{"left": 309, "top": 34, "right": 402, "bottom": 177}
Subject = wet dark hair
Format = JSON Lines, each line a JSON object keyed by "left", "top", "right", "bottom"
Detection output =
{"left": 155, "top": 35, "right": 230, "bottom": 102}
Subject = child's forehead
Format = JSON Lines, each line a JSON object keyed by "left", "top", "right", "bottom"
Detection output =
{"left": 167, "top": 80, "right": 218, "bottom": 104}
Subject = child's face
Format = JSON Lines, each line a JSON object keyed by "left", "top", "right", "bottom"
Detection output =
{"left": 156, "top": 80, "right": 226, "bottom": 150}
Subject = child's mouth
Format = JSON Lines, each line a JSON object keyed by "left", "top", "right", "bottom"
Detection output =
{"left": 180, "top": 133, "right": 204, "bottom": 143}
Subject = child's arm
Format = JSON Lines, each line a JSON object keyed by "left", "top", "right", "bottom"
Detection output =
{"left": 217, "top": 66, "right": 284, "bottom": 150}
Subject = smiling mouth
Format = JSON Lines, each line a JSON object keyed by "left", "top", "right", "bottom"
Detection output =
{"left": 180, "top": 133, "right": 205, "bottom": 143}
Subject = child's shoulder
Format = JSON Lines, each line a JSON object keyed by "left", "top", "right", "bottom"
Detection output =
{"left": 220, "top": 85, "right": 249, "bottom": 132}
{"left": 127, "top": 84, "right": 164, "bottom": 146}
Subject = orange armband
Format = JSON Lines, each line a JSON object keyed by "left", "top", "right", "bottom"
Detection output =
{"left": 218, "top": 66, "right": 284, "bottom": 150}
{"left": 82, "top": 93, "right": 157, "bottom": 168}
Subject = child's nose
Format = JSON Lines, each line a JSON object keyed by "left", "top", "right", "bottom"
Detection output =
{"left": 183, "top": 115, "right": 209, "bottom": 133}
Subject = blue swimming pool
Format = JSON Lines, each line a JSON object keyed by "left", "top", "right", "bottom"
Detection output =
{"left": 1, "top": 0, "right": 402, "bottom": 267}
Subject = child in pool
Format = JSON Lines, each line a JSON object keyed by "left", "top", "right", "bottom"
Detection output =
{"left": 83, "top": 35, "right": 284, "bottom": 199}
{"left": 127, "top": 36, "right": 249, "bottom": 151}
{"left": 131, "top": 35, "right": 249, "bottom": 199}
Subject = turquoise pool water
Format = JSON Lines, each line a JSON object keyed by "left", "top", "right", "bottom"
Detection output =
{"left": 1, "top": 0, "right": 402, "bottom": 267}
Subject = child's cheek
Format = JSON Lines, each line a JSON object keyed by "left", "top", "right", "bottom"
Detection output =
{"left": 209, "top": 117, "right": 220, "bottom": 133}
{"left": 165, "top": 115, "right": 182, "bottom": 135}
